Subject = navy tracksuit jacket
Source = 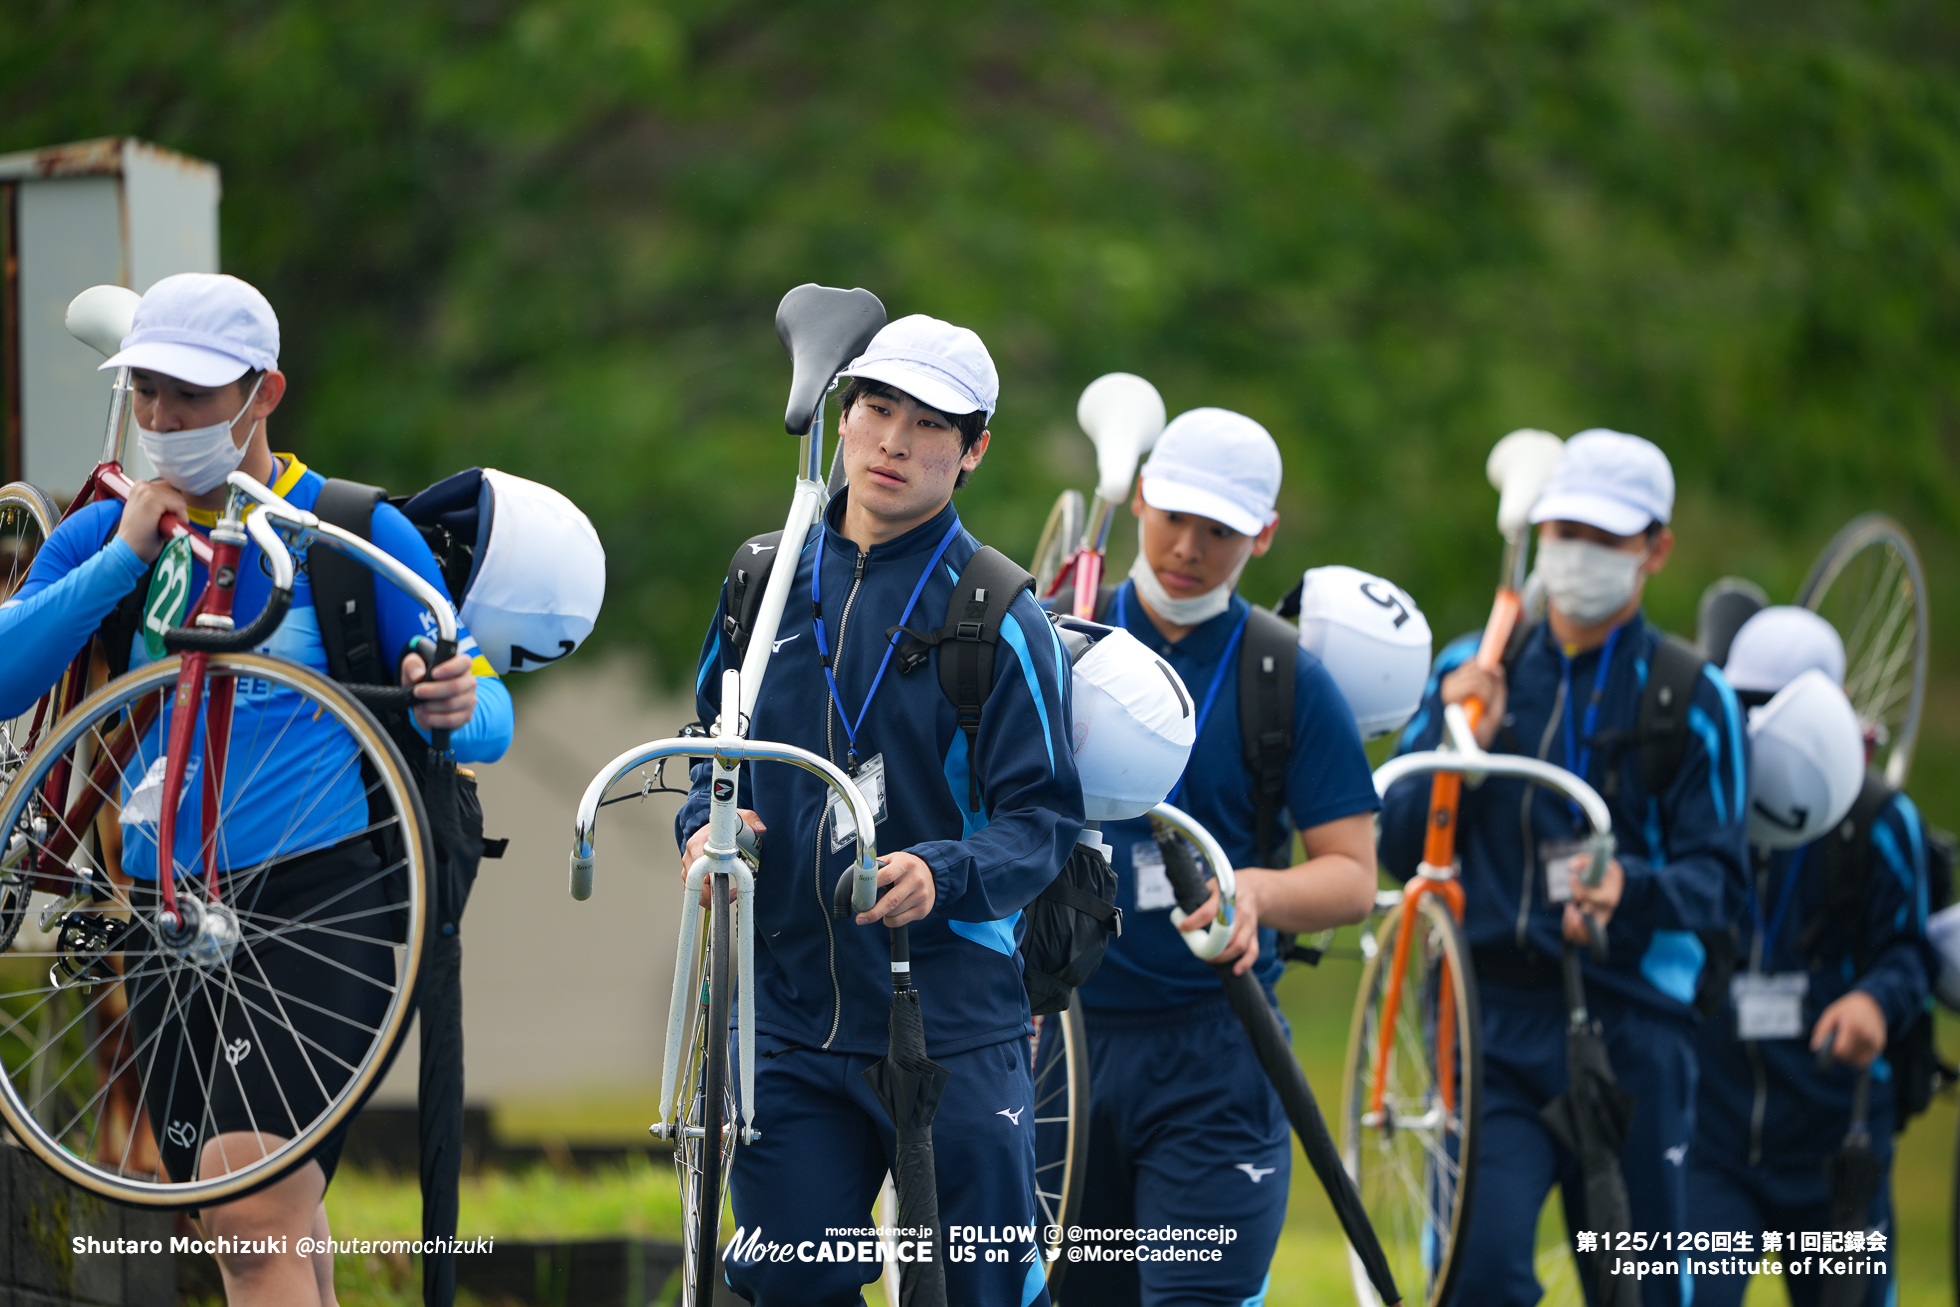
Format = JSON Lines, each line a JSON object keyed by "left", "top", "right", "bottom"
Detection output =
{"left": 1688, "top": 791, "right": 1935, "bottom": 1307}
{"left": 677, "top": 494, "right": 1082, "bottom": 1307}
{"left": 1069, "top": 582, "right": 1381, "bottom": 1307}
{"left": 1381, "top": 612, "right": 1750, "bottom": 1307}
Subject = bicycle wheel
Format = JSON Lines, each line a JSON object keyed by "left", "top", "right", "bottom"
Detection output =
{"left": 1032, "top": 990, "right": 1090, "bottom": 1289}
{"left": 1032, "top": 490, "right": 1086, "bottom": 600}
{"left": 1341, "top": 889, "right": 1481, "bottom": 1307}
{"left": 1797, "top": 513, "right": 1929, "bottom": 787}
{"left": 0, "top": 652, "right": 429, "bottom": 1207}
{"left": 677, "top": 872, "right": 735, "bottom": 1305}
{"left": 0, "top": 482, "right": 60, "bottom": 793}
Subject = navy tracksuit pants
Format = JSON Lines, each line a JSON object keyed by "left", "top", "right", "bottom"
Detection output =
{"left": 1446, "top": 985, "right": 1698, "bottom": 1307}
{"left": 1685, "top": 1152, "right": 1895, "bottom": 1307}
{"left": 722, "top": 1032, "right": 1049, "bottom": 1307}
{"left": 1070, "top": 996, "right": 1292, "bottom": 1307}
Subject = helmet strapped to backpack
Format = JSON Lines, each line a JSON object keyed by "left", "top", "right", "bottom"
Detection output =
{"left": 1289, "top": 565, "right": 1432, "bottom": 741}
{"left": 400, "top": 468, "right": 606, "bottom": 675}
{"left": 1746, "top": 668, "right": 1865, "bottom": 850}
{"left": 1053, "top": 616, "right": 1197, "bottom": 820}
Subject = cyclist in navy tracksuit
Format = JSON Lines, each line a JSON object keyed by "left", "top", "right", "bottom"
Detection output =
{"left": 677, "top": 315, "right": 1082, "bottom": 1307}
{"left": 1690, "top": 607, "right": 1935, "bottom": 1307}
{"left": 1068, "top": 409, "right": 1380, "bottom": 1307}
{"left": 1381, "top": 431, "right": 1750, "bottom": 1307}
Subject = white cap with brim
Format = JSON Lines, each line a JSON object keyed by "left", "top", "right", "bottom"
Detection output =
{"left": 1723, "top": 606, "right": 1846, "bottom": 695}
{"left": 1528, "top": 428, "right": 1674, "bottom": 538}
{"left": 841, "top": 313, "right": 998, "bottom": 419}
{"left": 1138, "top": 408, "right": 1281, "bottom": 537}
{"left": 99, "top": 272, "right": 279, "bottom": 387}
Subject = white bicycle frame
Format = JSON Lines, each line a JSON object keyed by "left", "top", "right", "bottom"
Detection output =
{"left": 570, "top": 668, "right": 879, "bottom": 1146}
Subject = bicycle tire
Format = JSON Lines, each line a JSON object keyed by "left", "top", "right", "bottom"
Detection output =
{"left": 1340, "top": 891, "right": 1481, "bottom": 1307}
{"left": 1032, "top": 490, "right": 1086, "bottom": 601}
{"left": 0, "top": 652, "right": 429, "bottom": 1207}
{"left": 1796, "top": 513, "right": 1929, "bottom": 787}
{"left": 0, "top": 483, "right": 61, "bottom": 788}
{"left": 680, "top": 873, "right": 734, "bottom": 1305}
{"left": 1033, "top": 990, "right": 1090, "bottom": 1291}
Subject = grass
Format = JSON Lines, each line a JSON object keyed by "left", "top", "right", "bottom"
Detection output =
{"left": 314, "top": 954, "right": 1959, "bottom": 1305}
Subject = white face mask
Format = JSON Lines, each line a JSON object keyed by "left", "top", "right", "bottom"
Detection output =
{"left": 1128, "top": 519, "right": 1248, "bottom": 628}
{"left": 1536, "top": 537, "right": 1647, "bottom": 625}
{"left": 136, "top": 376, "right": 263, "bottom": 495}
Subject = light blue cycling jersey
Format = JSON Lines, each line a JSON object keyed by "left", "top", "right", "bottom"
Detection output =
{"left": 0, "top": 456, "right": 513, "bottom": 879}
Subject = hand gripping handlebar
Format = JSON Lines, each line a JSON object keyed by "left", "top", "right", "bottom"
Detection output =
{"left": 569, "top": 669, "right": 882, "bottom": 1145}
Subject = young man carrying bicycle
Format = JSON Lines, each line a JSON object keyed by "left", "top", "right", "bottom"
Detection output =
{"left": 1381, "top": 430, "right": 1750, "bottom": 1307}
{"left": 1689, "top": 607, "right": 1935, "bottom": 1307}
{"left": 0, "top": 273, "right": 512, "bottom": 1307}
{"left": 677, "top": 314, "right": 1082, "bottom": 1307}
{"left": 1065, "top": 408, "right": 1381, "bottom": 1306}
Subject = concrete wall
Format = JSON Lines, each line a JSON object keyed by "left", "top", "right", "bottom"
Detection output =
{"left": 369, "top": 656, "right": 697, "bottom": 1106}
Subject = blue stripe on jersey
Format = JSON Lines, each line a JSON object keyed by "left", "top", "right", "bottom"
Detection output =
{"left": 1705, "top": 664, "right": 1748, "bottom": 820}
{"left": 1687, "top": 705, "right": 1727, "bottom": 823}
{"left": 1000, "top": 612, "right": 1055, "bottom": 772}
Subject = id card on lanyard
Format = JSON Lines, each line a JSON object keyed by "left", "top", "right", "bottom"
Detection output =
{"left": 811, "top": 518, "right": 962, "bottom": 845}
{"left": 1736, "top": 847, "right": 1811, "bottom": 1041}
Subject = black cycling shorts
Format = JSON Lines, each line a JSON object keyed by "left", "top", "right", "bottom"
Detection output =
{"left": 125, "top": 836, "right": 402, "bottom": 1190}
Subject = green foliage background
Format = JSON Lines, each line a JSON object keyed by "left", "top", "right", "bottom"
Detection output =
{"left": 6, "top": 0, "right": 1959, "bottom": 807}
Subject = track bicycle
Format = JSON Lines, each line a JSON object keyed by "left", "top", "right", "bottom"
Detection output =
{"left": 1029, "top": 372, "right": 1166, "bottom": 617}
{"left": 0, "top": 469, "right": 454, "bottom": 1207}
{"left": 1334, "top": 430, "right": 1570, "bottom": 1306}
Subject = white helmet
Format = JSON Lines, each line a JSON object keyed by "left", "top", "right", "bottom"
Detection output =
{"left": 1926, "top": 903, "right": 1960, "bottom": 1013}
{"left": 1747, "top": 668, "right": 1865, "bottom": 850}
{"left": 1294, "top": 566, "right": 1433, "bottom": 739}
{"left": 401, "top": 467, "right": 607, "bottom": 675}
{"left": 1053, "top": 618, "right": 1196, "bottom": 820}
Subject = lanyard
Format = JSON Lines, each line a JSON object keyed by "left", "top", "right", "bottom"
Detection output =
{"left": 1167, "top": 611, "right": 1250, "bottom": 808}
{"left": 811, "top": 518, "right": 961, "bottom": 768}
{"left": 1746, "top": 845, "right": 1809, "bottom": 971}
{"left": 1559, "top": 625, "right": 1623, "bottom": 811}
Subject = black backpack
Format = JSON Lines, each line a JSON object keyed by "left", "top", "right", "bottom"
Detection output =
{"left": 1797, "top": 772, "right": 1957, "bottom": 1130}
{"left": 723, "top": 533, "right": 1121, "bottom": 1017}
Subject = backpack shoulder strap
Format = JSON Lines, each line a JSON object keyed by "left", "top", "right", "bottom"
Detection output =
{"left": 309, "top": 479, "right": 389, "bottom": 686}
{"left": 721, "top": 531, "right": 785, "bottom": 662}
{"left": 1239, "top": 606, "right": 1298, "bottom": 868}
{"left": 885, "top": 546, "right": 1033, "bottom": 810}
{"left": 1805, "top": 772, "right": 1895, "bottom": 973}
{"left": 1637, "top": 635, "right": 1705, "bottom": 796}
{"left": 97, "top": 553, "right": 161, "bottom": 678}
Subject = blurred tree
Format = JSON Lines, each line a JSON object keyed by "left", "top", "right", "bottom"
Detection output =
{"left": 5, "top": 0, "right": 1959, "bottom": 800}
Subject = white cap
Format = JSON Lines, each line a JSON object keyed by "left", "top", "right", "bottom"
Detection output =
{"left": 99, "top": 273, "right": 279, "bottom": 386}
{"left": 1723, "top": 606, "right": 1846, "bottom": 695}
{"left": 1528, "top": 429, "right": 1674, "bottom": 537}
{"left": 1747, "top": 668, "right": 1865, "bottom": 850}
{"left": 841, "top": 313, "right": 998, "bottom": 418}
{"left": 1295, "top": 566, "right": 1434, "bottom": 740}
{"left": 1063, "top": 624, "right": 1197, "bottom": 820}
{"left": 1138, "top": 408, "right": 1281, "bottom": 537}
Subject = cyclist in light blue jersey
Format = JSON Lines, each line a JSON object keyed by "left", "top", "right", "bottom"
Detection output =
{"left": 0, "top": 273, "right": 511, "bottom": 1307}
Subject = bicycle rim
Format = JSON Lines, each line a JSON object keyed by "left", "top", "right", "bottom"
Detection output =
{"left": 1797, "top": 513, "right": 1929, "bottom": 787}
{"left": 1341, "top": 893, "right": 1481, "bottom": 1307}
{"left": 679, "top": 876, "right": 735, "bottom": 1305}
{"left": 0, "top": 653, "right": 429, "bottom": 1207}
{"left": 1032, "top": 991, "right": 1090, "bottom": 1287}
{"left": 1032, "top": 489, "right": 1087, "bottom": 600}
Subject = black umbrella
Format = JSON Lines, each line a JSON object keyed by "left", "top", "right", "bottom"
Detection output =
{"left": 1818, "top": 1069, "right": 1882, "bottom": 1307}
{"left": 1155, "top": 829, "right": 1402, "bottom": 1306}
{"left": 1538, "top": 947, "right": 1639, "bottom": 1307}
{"left": 859, "top": 924, "right": 951, "bottom": 1307}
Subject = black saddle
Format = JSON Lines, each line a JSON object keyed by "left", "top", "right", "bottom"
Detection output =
{"left": 775, "top": 284, "right": 887, "bottom": 436}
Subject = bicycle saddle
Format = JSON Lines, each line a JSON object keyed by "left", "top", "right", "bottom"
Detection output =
{"left": 776, "top": 284, "right": 887, "bottom": 436}
{"left": 65, "top": 284, "right": 142, "bottom": 359}
{"left": 1076, "top": 372, "right": 1166, "bottom": 502}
